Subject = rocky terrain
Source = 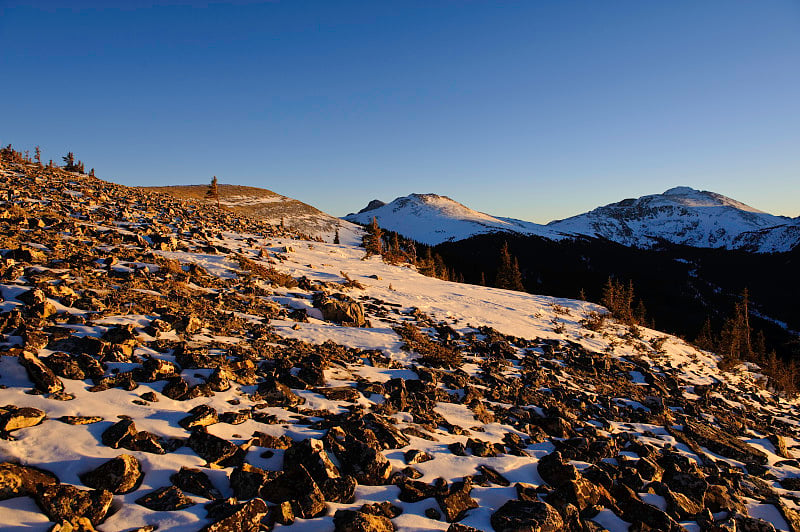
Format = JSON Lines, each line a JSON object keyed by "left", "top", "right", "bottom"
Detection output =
{"left": 141, "top": 184, "right": 362, "bottom": 245}
{"left": 1, "top": 160, "right": 800, "bottom": 531}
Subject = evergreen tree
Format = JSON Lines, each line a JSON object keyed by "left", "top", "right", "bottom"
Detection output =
{"left": 333, "top": 228, "right": 340, "bottom": 245}
{"left": 363, "top": 217, "right": 383, "bottom": 257}
{"left": 62, "top": 152, "right": 76, "bottom": 170}
{"left": 34, "top": 146, "right": 41, "bottom": 165}
{"left": 418, "top": 246, "right": 435, "bottom": 276}
{"left": 695, "top": 318, "right": 716, "bottom": 351}
{"left": 206, "top": 176, "right": 220, "bottom": 208}
{"left": 601, "top": 277, "right": 617, "bottom": 314}
{"left": 495, "top": 242, "right": 525, "bottom": 291}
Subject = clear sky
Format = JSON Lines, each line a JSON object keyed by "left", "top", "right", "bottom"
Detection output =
{"left": 2, "top": 1, "right": 799, "bottom": 222}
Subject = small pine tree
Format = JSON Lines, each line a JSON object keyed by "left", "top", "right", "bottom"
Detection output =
{"left": 695, "top": 318, "right": 716, "bottom": 351}
{"left": 34, "top": 146, "right": 41, "bottom": 165}
{"left": 495, "top": 242, "right": 525, "bottom": 291}
{"left": 333, "top": 228, "right": 340, "bottom": 244}
{"left": 206, "top": 176, "right": 220, "bottom": 208}
{"left": 62, "top": 152, "right": 76, "bottom": 170}
{"left": 363, "top": 217, "right": 383, "bottom": 257}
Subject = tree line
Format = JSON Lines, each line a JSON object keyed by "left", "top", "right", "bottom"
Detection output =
{"left": 0, "top": 144, "right": 93, "bottom": 176}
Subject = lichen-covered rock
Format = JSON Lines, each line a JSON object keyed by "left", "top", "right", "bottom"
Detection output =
{"left": 436, "top": 478, "right": 478, "bottom": 523}
{"left": 0, "top": 462, "right": 58, "bottom": 500}
{"left": 80, "top": 455, "right": 143, "bottom": 494}
{"left": 200, "top": 498, "right": 268, "bottom": 532}
{"left": 333, "top": 509, "right": 395, "bottom": 532}
{"left": 188, "top": 428, "right": 242, "bottom": 468}
{"left": 490, "top": 500, "right": 563, "bottom": 532}
{"left": 0, "top": 405, "right": 45, "bottom": 432}
{"left": 35, "top": 484, "right": 113, "bottom": 526}
{"left": 179, "top": 404, "right": 219, "bottom": 430}
{"left": 19, "top": 351, "right": 64, "bottom": 393}
{"left": 135, "top": 486, "right": 195, "bottom": 511}
{"left": 170, "top": 467, "right": 222, "bottom": 500}
{"left": 101, "top": 419, "right": 137, "bottom": 449}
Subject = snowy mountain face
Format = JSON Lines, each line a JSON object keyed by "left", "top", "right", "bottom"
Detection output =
{"left": 548, "top": 186, "right": 800, "bottom": 253}
{"left": 345, "top": 193, "right": 568, "bottom": 245}
{"left": 347, "top": 188, "right": 800, "bottom": 253}
{"left": 3, "top": 161, "right": 800, "bottom": 531}
{"left": 142, "top": 184, "right": 363, "bottom": 245}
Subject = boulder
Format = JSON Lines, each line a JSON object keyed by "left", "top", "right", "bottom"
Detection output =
{"left": 101, "top": 419, "right": 137, "bottom": 449}
{"left": 0, "top": 406, "right": 45, "bottom": 432}
{"left": 19, "top": 351, "right": 64, "bottom": 393}
{"left": 333, "top": 509, "right": 395, "bottom": 532}
{"left": 254, "top": 378, "right": 304, "bottom": 407}
{"left": 80, "top": 455, "right": 143, "bottom": 494}
{"left": 0, "top": 462, "right": 58, "bottom": 500}
{"left": 35, "top": 484, "right": 113, "bottom": 526}
{"left": 188, "top": 428, "right": 242, "bottom": 468}
{"left": 179, "top": 404, "right": 219, "bottom": 430}
{"left": 436, "top": 478, "right": 478, "bottom": 522}
{"left": 537, "top": 451, "right": 580, "bottom": 488}
{"left": 683, "top": 420, "right": 768, "bottom": 465}
{"left": 200, "top": 499, "right": 268, "bottom": 532}
{"left": 490, "top": 500, "right": 563, "bottom": 532}
{"left": 135, "top": 486, "right": 195, "bottom": 511}
{"left": 170, "top": 467, "right": 222, "bottom": 500}
{"left": 230, "top": 463, "right": 275, "bottom": 501}
{"left": 259, "top": 464, "right": 327, "bottom": 519}
{"left": 314, "top": 293, "right": 367, "bottom": 327}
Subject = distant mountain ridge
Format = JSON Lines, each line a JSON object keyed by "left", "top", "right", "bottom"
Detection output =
{"left": 141, "top": 184, "right": 362, "bottom": 244}
{"left": 346, "top": 188, "right": 800, "bottom": 253}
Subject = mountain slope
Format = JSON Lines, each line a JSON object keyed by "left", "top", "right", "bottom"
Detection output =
{"left": 2, "top": 160, "right": 800, "bottom": 531}
{"left": 142, "top": 184, "right": 362, "bottom": 244}
{"left": 348, "top": 188, "right": 800, "bottom": 252}
{"left": 345, "top": 193, "right": 568, "bottom": 245}
{"left": 548, "top": 186, "right": 800, "bottom": 253}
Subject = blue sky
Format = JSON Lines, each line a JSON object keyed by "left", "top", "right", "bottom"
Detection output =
{"left": 2, "top": 1, "right": 799, "bottom": 222}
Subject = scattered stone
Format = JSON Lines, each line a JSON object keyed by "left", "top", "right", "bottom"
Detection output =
{"left": 135, "top": 486, "right": 195, "bottom": 511}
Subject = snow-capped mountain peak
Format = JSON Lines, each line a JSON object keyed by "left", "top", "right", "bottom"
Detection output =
{"left": 548, "top": 187, "right": 798, "bottom": 252}
{"left": 345, "top": 193, "right": 567, "bottom": 245}
{"left": 346, "top": 188, "right": 799, "bottom": 252}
